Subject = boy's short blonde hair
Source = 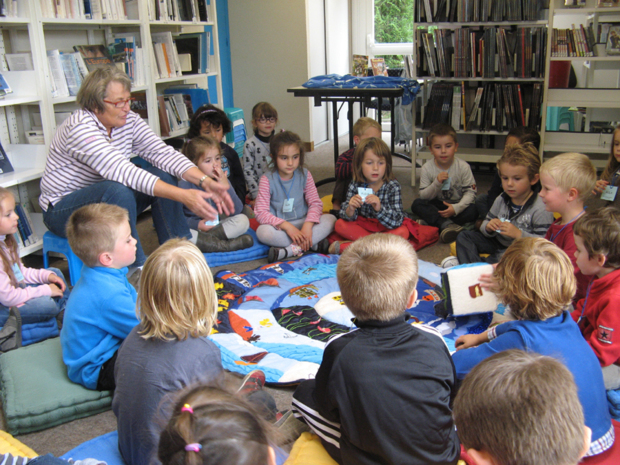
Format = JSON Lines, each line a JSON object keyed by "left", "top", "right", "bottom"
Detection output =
{"left": 573, "top": 206, "right": 620, "bottom": 269}
{"left": 454, "top": 350, "right": 585, "bottom": 465}
{"left": 137, "top": 238, "right": 218, "bottom": 341}
{"left": 351, "top": 137, "right": 395, "bottom": 183}
{"left": 494, "top": 238, "right": 575, "bottom": 321}
{"left": 66, "top": 203, "right": 129, "bottom": 268}
{"left": 497, "top": 142, "right": 540, "bottom": 181}
{"left": 337, "top": 234, "right": 418, "bottom": 321}
{"left": 427, "top": 123, "right": 457, "bottom": 146}
{"left": 352, "top": 117, "right": 381, "bottom": 137}
{"left": 540, "top": 153, "right": 596, "bottom": 202}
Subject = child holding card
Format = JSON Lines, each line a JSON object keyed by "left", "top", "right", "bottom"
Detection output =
{"left": 411, "top": 123, "right": 478, "bottom": 244}
{"left": 593, "top": 124, "right": 620, "bottom": 203}
{"left": 330, "top": 137, "right": 408, "bottom": 254}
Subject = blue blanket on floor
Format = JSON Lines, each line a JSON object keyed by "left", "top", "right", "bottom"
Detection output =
{"left": 208, "top": 254, "right": 491, "bottom": 384}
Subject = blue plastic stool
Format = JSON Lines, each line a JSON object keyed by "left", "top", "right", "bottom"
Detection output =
{"left": 42, "top": 231, "right": 84, "bottom": 286}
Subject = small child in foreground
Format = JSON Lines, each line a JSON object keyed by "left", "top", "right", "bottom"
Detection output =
{"left": 539, "top": 152, "right": 596, "bottom": 302}
{"left": 453, "top": 237, "right": 612, "bottom": 457}
{"left": 412, "top": 123, "right": 477, "bottom": 243}
{"left": 244, "top": 102, "right": 278, "bottom": 204}
{"left": 292, "top": 234, "right": 460, "bottom": 465}
{"left": 158, "top": 383, "right": 278, "bottom": 465}
{"left": 571, "top": 206, "right": 620, "bottom": 390}
{"left": 62, "top": 203, "right": 139, "bottom": 390}
{"left": 331, "top": 117, "right": 382, "bottom": 211}
{"left": 454, "top": 142, "right": 553, "bottom": 265}
{"left": 454, "top": 350, "right": 591, "bottom": 465}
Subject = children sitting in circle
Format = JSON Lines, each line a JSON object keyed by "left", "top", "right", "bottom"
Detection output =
{"left": 330, "top": 137, "right": 407, "bottom": 254}
{"left": 0, "top": 187, "right": 69, "bottom": 330}
{"left": 244, "top": 102, "right": 278, "bottom": 205}
{"left": 254, "top": 130, "right": 336, "bottom": 263}
{"left": 453, "top": 237, "right": 612, "bottom": 457}
{"left": 188, "top": 105, "right": 247, "bottom": 204}
{"left": 179, "top": 135, "right": 253, "bottom": 254}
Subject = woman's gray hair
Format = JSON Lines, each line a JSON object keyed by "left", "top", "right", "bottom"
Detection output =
{"left": 76, "top": 66, "right": 131, "bottom": 113}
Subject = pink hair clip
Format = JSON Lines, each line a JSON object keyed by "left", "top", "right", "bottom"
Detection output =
{"left": 185, "top": 443, "right": 202, "bottom": 453}
{"left": 181, "top": 403, "right": 194, "bottom": 414}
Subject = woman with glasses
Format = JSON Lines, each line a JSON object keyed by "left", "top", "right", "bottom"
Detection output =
{"left": 39, "top": 67, "right": 233, "bottom": 273}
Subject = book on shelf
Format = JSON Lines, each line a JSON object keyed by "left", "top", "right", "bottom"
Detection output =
{"left": 416, "top": 0, "right": 543, "bottom": 22}
{"left": 46, "top": 50, "right": 70, "bottom": 98}
{"left": 152, "top": 32, "right": 183, "bottom": 78}
{"left": 0, "top": 72, "right": 12, "bottom": 97}
{"left": 130, "top": 91, "right": 148, "bottom": 120}
{"left": 0, "top": 138, "right": 14, "bottom": 174}
{"left": 59, "top": 53, "right": 83, "bottom": 97}
{"left": 5, "top": 53, "right": 34, "bottom": 71}
{"left": 370, "top": 57, "right": 388, "bottom": 77}
{"left": 73, "top": 45, "right": 115, "bottom": 71}
{"left": 174, "top": 32, "right": 209, "bottom": 75}
{"left": 164, "top": 86, "right": 209, "bottom": 112}
{"left": 598, "top": 0, "right": 620, "bottom": 7}
{"left": 157, "top": 95, "right": 171, "bottom": 137}
{"left": 352, "top": 55, "right": 368, "bottom": 77}
{"left": 150, "top": 0, "right": 209, "bottom": 22}
{"left": 606, "top": 26, "right": 620, "bottom": 55}
{"left": 551, "top": 26, "right": 596, "bottom": 57}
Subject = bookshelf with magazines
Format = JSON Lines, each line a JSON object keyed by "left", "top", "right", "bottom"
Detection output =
{"left": 0, "top": 0, "right": 223, "bottom": 258}
{"left": 541, "top": 0, "right": 620, "bottom": 168}
{"left": 412, "top": 0, "right": 549, "bottom": 179}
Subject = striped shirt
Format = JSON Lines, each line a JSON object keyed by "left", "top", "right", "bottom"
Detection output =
{"left": 39, "top": 109, "right": 195, "bottom": 211}
{"left": 254, "top": 169, "right": 323, "bottom": 228}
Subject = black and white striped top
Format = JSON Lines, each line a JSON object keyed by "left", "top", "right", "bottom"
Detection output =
{"left": 39, "top": 109, "right": 195, "bottom": 211}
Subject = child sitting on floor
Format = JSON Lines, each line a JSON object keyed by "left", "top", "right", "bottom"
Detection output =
{"left": 453, "top": 142, "right": 553, "bottom": 265}
{"left": 292, "top": 234, "right": 460, "bottom": 465}
{"left": 571, "top": 206, "right": 620, "bottom": 391}
{"left": 593, "top": 124, "right": 620, "bottom": 201}
{"left": 539, "top": 152, "right": 596, "bottom": 302}
{"left": 454, "top": 350, "right": 591, "bottom": 465}
{"left": 331, "top": 117, "right": 382, "bottom": 212}
{"left": 411, "top": 123, "right": 477, "bottom": 243}
{"left": 453, "top": 237, "right": 612, "bottom": 457}
{"left": 158, "top": 383, "right": 278, "bottom": 465}
{"left": 255, "top": 130, "right": 335, "bottom": 263}
{"left": 244, "top": 102, "right": 278, "bottom": 205}
{"left": 179, "top": 136, "right": 253, "bottom": 253}
{"left": 188, "top": 105, "right": 247, "bottom": 203}
{"left": 62, "top": 203, "right": 139, "bottom": 390}
{"left": 330, "top": 137, "right": 408, "bottom": 254}
{"left": 0, "top": 187, "right": 69, "bottom": 332}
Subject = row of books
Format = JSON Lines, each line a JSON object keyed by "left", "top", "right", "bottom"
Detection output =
{"left": 146, "top": 0, "right": 210, "bottom": 22}
{"left": 39, "top": 0, "right": 138, "bottom": 20}
{"left": 416, "top": 0, "right": 543, "bottom": 23}
{"left": 151, "top": 31, "right": 211, "bottom": 79}
{"left": 551, "top": 25, "right": 597, "bottom": 57}
{"left": 0, "top": 0, "right": 18, "bottom": 17}
{"left": 147, "top": 85, "right": 210, "bottom": 138}
{"left": 14, "top": 203, "right": 39, "bottom": 249}
{"left": 421, "top": 81, "right": 543, "bottom": 132}
{"left": 417, "top": 26, "right": 546, "bottom": 79}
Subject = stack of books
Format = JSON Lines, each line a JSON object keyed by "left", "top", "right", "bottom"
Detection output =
{"left": 14, "top": 204, "right": 39, "bottom": 248}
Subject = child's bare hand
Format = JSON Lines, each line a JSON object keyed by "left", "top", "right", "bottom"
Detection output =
{"left": 439, "top": 202, "right": 456, "bottom": 218}
{"left": 300, "top": 222, "right": 314, "bottom": 251}
{"left": 48, "top": 274, "right": 66, "bottom": 292}
{"left": 281, "top": 222, "right": 310, "bottom": 249}
{"left": 479, "top": 272, "right": 499, "bottom": 292}
{"left": 48, "top": 283, "right": 63, "bottom": 298}
{"left": 593, "top": 180, "right": 609, "bottom": 195}
{"left": 365, "top": 194, "right": 381, "bottom": 212}
{"left": 455, "top": 333, "right": 485, "bottom": 351}
{"left": 349, "top": 195, "right": 363, "bottom": 210}
{"left": 496, "top": 222, "right": 521, "bottom": 239}
{"left": 486, "top": 218, "right": 502, "bottom": 233}
{"left": 437, "top": 171, "right": 449, "bottom": 183}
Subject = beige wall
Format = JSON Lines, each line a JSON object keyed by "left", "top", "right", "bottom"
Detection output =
{"left": 228, "top": 0, "right": 312, "bottom": 141}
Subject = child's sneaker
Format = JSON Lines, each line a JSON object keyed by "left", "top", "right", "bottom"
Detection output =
{"left": 441, "top": 256, "right": 459, "bottom": 269}
{"left": 237, "top": 369, "right": 266, "bottom": 395}
{"left": 328, "top": 240, "right": 351, "bottom": 255}
{"left": 440, "top": 224, "right": 463, "bottom": 243}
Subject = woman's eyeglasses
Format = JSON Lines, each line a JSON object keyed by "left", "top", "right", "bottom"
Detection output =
{"left": 103, "top": 98, "right": 136, "bottom": 108}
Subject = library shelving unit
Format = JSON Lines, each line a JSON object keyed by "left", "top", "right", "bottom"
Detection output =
{"left": 411, "top": 1, "right": 549, "bottom": 185}
{"left": 541, "top": 0, "right": 620, "bottom": 168}
{"left": 0, "top": 0, "right": 223, "bottom": 257}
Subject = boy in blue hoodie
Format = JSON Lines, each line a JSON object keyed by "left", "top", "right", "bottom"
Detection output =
{"left": 62, "top": 203, "right": 139, "bottom": 390}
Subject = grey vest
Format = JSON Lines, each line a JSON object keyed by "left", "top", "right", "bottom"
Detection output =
{"left": 265, "top": 168, "right": 308, "bottom": 221}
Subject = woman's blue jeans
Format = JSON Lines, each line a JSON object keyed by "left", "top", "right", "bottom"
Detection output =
{"left": 42, "top": 166, "right": 191, "bottom": 267}
{"left": 0, "top": 267, "right": 70, "bottom": 327}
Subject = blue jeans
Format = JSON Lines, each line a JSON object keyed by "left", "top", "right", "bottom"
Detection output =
{"left": 0, "top": 268, "right": 70, "bottom": 326}
{"left": 42, "top": 166, "right": 191, "bottom": 266}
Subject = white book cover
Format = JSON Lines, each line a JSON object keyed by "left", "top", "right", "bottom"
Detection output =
{"left": 73, "top": 52, "right": 89, "bottom": 80}
{"left": 154, "top": 42, "right": 169, "bottom": 78}
{"left": 59, "top": 53, "right": 81, "bottom": 96}
{"left": 46, "top": 50, "right": 69, "bottom": 98}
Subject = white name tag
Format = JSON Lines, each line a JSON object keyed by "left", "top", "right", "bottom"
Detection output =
{"left": 442, "top": 177, "right": 451, "bottom": 190}
{"left": 204, "top": 216, "right": 219, "bottom": 227}
{"left": 358, "top": 187, "right": 373, "bottom": 201}
{"left": 601, "top": 185, "right": 618, "bottom": 202}
{"left": 283, "top": 198, "right": 295, "bottom": 212}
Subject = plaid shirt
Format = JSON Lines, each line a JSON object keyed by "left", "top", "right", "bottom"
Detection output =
{"left": 340, "top": 179, "right": 404, "bottom": 229}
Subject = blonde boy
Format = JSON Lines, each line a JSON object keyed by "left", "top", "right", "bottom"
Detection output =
{"left": 62, "top": 203, "right": 139, "bottom": 390}
{"left": 455, "top": 143, "right": 554, "bottom": 264}
{"left": 292, "top": 234, "right": 460, "bottom": 465}
{"left": 412, "top": 123, "right": 477, "bottom": 243}
{"left": 454, "top": 350, "right": 591, "bottom": 465}
{"left": 332, "top": 117, "right": 382, "bottom": 210}
{"left": 539, "top": 153, "right": 596, "bottom": 302}
{"left": 572, "top": 206, "right": 620, "bottom": 390}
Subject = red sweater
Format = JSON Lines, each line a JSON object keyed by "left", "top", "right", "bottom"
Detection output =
{"left": 572, "top": 268, "right": 620, "bottom": 366}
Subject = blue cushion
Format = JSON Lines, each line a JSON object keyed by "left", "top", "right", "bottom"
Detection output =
{"left": 22, "top": 319, "right": 59, "bottom": 346}
{"left": 203, "top": 228, "right": 269, "bottom": 267}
